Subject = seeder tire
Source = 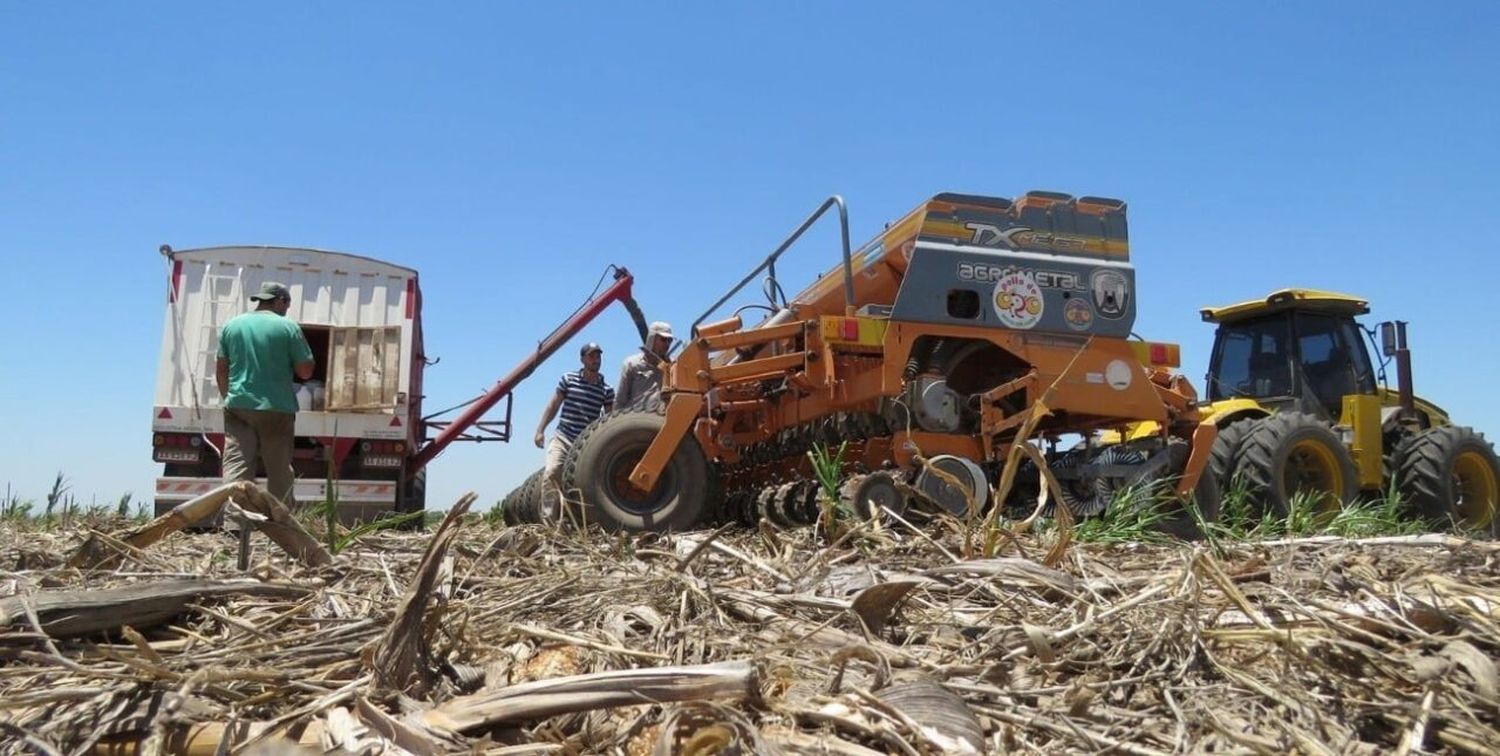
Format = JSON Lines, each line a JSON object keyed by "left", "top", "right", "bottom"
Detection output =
{"left": 563, "top": 407, "right": 717, "bottom": 532}
{"left": 500, "top": 469, "right": 546, "bottom": 525}
{"left": 1148, "top": 439, "right": 1221, "bottom": 541}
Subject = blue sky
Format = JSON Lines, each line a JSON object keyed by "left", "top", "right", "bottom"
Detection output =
{"left": 3, "top": 3, "right": 1497, "bottom": 512}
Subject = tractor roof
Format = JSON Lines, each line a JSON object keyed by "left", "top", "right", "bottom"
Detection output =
{"left": 1201, "top": 288, "right": 1370, "bottom": 324}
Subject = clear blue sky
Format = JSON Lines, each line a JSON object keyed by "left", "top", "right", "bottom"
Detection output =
{"left": 3, "top": 3, "right": 1497, "bottom": 512}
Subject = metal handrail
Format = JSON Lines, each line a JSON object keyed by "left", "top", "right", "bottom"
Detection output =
{"left": 691, "top": 195, "right": 853, "bottom": 334}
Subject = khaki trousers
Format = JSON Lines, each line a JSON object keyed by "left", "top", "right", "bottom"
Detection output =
{"left": 222, "top": 408, "right": 297, "bottom": 505}
{"left": 541, "top": 434, "right": 573, "bottom": 516}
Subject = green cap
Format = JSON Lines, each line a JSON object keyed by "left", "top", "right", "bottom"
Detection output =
{"left": 250, "top": 281, "right": 292, "bottom": 302}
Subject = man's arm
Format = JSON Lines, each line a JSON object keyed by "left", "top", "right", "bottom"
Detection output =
{"left": 534, "top": 390, "right": 564, "bottom": 448}
{"left": 289, "top": 322, "right": 316, "bottom": 381}
{"left": 216, "top": 356, "right": 230, "bottom": 399}
{"left": 617, "top": 359, "right": 638, "bottom": 409}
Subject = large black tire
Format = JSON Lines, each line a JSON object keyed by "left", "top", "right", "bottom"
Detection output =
{"left": 1395, "top": 426, "right": 1500, "bottom": 531}
{"left": 400, "top": 469, "right": 427, "bottom": 514}
{"left": 1232, "top": 412, "right": 1357, "bottom": 518}
{"left": 562, "top": 407, "right": 717, "bottom": 532}
{"left": 500, "top": 468, "right": 546, "bottom": 525}
{"left": 1127, "top": 439, "right": 1220, "bottom": 540}
{"left": 1209, "top": 418, "right": 1260, "bottom": 491}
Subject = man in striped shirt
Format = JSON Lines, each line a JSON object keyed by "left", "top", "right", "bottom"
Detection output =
{"left": 534, "top": 342, "right": 616, "bottom": 516}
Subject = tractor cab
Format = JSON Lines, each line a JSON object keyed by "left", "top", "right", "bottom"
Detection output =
{"left": 1202, "top": 289, "right": 1377, "bottom": 424}
{"left": 1197, "top": 288, "right": 1498, "bottom": 532}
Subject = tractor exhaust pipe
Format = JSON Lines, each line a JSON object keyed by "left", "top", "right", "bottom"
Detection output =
{"left": 1380, "top": 321, "right": 1415, "bottom": 416}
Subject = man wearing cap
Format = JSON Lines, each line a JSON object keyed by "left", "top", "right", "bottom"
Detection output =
{"left": 534, "top": 342, "right": 616, "bottom": 515}
{"left": 618, "top": 321, "right": 674, "bottom": 408}
{"left": 216, "top": 282, "right": 316, "bottom": 505}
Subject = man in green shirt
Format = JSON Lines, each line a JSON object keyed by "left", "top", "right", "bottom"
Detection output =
{"left": 216, "top": 281, "right": 316, "bottom": 504}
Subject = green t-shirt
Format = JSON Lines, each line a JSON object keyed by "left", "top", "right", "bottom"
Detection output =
{"left": 218, "top": 310, "right": 315, "bottom": 413}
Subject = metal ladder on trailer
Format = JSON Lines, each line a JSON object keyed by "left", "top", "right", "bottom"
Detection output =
{"left": 191, "top": 265, "right": 245, "bottom": 412}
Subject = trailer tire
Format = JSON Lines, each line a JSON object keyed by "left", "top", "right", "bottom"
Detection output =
{"left": 563, "top": 408, "right": 715, "bottom": 532}
{"left": 400, "top": 469, "right": 427, "bottom": 514}
{"left": 521, "top": 470, "right": 546, "bottom": 524}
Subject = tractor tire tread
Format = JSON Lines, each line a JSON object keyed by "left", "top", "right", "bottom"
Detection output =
{"left": 1233, "top": 411, "right": 1357, "bottom": 518}
{"left": 1395, "top": 425, "right": 1500, "bottom": 527}
{"left": 1209, "top": 418, "right": 1260, "bottom": 489}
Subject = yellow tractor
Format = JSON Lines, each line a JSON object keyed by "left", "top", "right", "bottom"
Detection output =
{"left": 1195, "top": 288, "right": 1498, "bottom": 531}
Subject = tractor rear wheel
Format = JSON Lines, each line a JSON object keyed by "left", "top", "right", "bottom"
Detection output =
{"left": 563, "top": 409, "right": 716, "bottom": 532}
{"left": 1395, "top": 426, "right": 1500, "bottom": 531}
{"left": 1232, "top": 412, "right": 1357, "bottom": 518}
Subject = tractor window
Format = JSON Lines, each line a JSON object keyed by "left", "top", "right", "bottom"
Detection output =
{"left": 1208, "top": 316, "right": 1293, "bottom": 401}
{"left": 1298, "top": 316, "right": 1339, "bottom": 362}
{"left": 1340, "top": 320, "right": 1377, "bottom": 393}
{"left": 1297, "top": 313, "right": 1361, "bottom": 414}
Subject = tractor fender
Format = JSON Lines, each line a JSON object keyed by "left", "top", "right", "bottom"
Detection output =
{"left": 1100, "top": 399, "right": 1271, "bottom": 446}
{"left": 1375, "top": 388, "right": 1450, "bottom": 429}
{"left": 1200, "top": 399, "right": 1274, "bottom": 429}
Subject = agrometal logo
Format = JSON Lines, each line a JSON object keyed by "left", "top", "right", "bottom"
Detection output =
{"left": 956, "top": 262, "right": 1133, "bottom": 328}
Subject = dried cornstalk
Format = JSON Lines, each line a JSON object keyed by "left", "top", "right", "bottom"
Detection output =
{"left": 369, "top": 491, "right": 476, "bottom": 695}
{"left": 421, "top": 660, "right": 760, "bottom": 732}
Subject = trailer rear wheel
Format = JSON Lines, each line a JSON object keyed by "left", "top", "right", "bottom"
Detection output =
{"left": 563, "top": 410, "right": 715, "bottom": 532}
{"left": 400, "top": 469, "right": 426, "bottom": 515}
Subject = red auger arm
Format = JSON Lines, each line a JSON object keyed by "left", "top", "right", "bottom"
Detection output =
{"left": 410, "top": 267, "right": 645, "bottom": 473}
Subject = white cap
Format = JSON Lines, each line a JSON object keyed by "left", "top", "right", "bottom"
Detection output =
{"left": 648, "top": 321, "right": 674, "bottom": 339}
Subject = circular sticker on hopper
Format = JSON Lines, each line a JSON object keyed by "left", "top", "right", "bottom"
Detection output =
{"left": 993, "top": 271, "right": 1044, "bottom": 329}
{"left": 1064, "top": 297, "right": 1093, "bottom": 331}
{"left": 1104, "top": 359, "right": 1134, "bottom": 390}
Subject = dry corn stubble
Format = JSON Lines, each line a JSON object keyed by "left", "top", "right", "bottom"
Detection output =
{"left": 1, "top": 509, "right": 1498, "bottom": 754}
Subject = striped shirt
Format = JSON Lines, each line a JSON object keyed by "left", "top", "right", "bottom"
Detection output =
{"left": 555, "top": 370, "right": 615, "bottom": 440}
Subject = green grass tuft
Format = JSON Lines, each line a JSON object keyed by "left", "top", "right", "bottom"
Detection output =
{"left": 1072, "top": 481, "right": 1175, "bottom": 545}
{"left": 1065, "top": 469, "right": 1432, "bottom": 545}
{"left": 807, "top": 441, "right": 853, "bottom": 532}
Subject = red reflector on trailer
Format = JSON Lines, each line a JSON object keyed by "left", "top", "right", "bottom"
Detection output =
{"left": 842, "top": 319, "right": 859, "bottom": 340}
{"left": 157, "top": 408, "right": 172, "bottom": 419}
{"left": 389, "top": 417, "right": 402, "bottom": 427}
{"left": 169, "top": 260, "right": 183, "bottom": 303}
{"left": 1150, "top": 344, "right": 1168, "bottom": 363}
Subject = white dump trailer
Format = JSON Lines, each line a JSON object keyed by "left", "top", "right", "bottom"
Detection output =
{"left": 151, "top": 245, "right": 427, "bottom": 519}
